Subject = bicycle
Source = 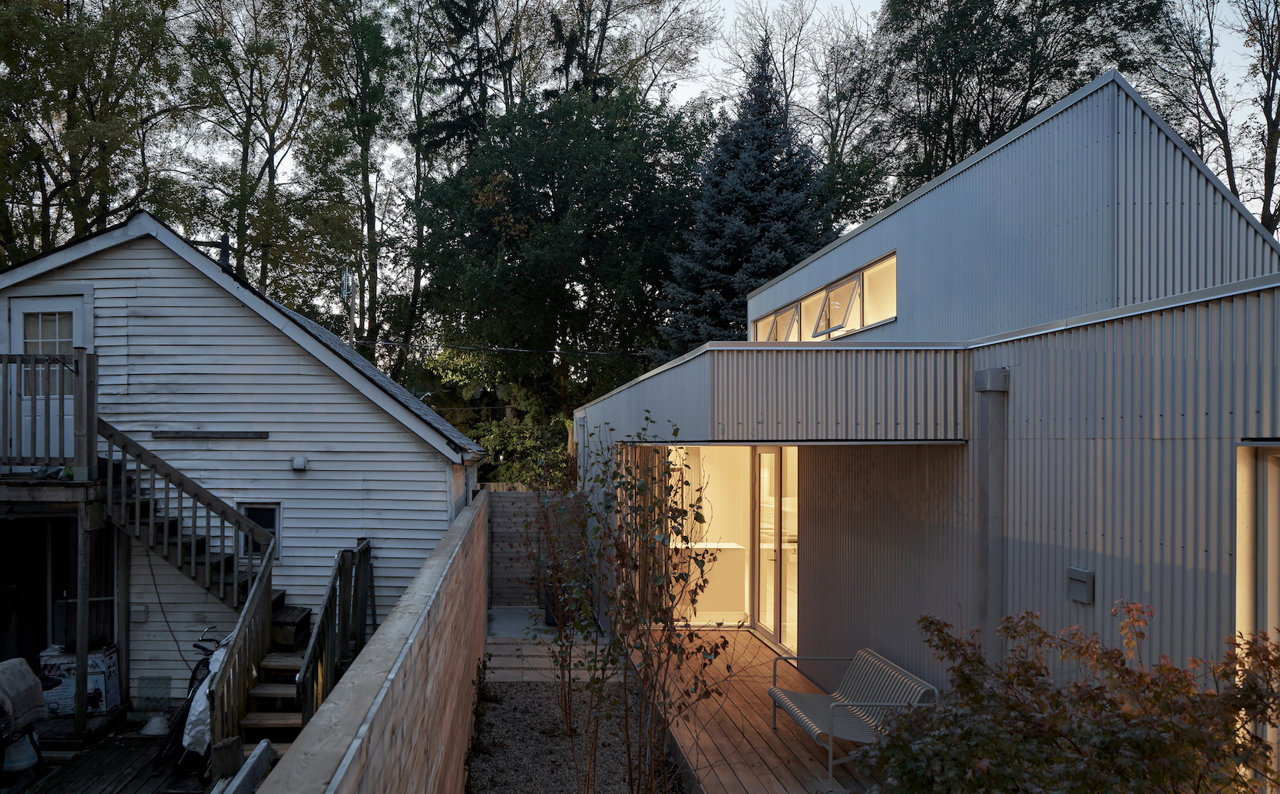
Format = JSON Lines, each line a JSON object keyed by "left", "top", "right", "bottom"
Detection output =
{"left": 154, "top": 626, "right": 225, "bottom": 772}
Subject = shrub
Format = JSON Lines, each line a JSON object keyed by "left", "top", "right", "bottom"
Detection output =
{"left": 861, "top": 604, "right": 1280, "bottom": 793}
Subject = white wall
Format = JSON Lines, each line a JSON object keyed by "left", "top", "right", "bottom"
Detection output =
{"left": 9, "top": 238, "right": 458, "bottom": 699}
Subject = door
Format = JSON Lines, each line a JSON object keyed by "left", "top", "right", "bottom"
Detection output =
{"left": 755, "top": 446, "right": 799, "bottom": 650}
{"left": 7, "top": 297, "right": 83, "bottom": 462}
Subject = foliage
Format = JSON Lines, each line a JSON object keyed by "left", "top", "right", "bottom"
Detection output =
{"left": 861, "top": 603, "right": 1280, "bottom": 793}
{"left": 472, "top": 418, "right": 567, "bottom": 485}
{"left": 527, "top": 419, "right": 732, "bottom": 793}
{"left": 878, "top": 0, "right": 1165, "bottom": 193}
{"left": 426, "top": 88, "right": 709, "bottom": 417}
{"left": 661, "top": 36, "right": 834, "bottom": 355}
{"left": 0, "top": 0, "right": 183, "bottom": 266}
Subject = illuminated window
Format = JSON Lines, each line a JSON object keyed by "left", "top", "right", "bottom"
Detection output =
{"left": 751, "top": 254, "right": 897, "bottom": 341}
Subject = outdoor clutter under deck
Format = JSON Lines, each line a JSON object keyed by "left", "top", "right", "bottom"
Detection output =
{"left": 671, "top": 631, "right": 880, "bottom": 794}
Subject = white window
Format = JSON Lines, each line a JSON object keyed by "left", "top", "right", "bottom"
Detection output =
{"left": 751, "top": 254, "right": 897, "bottom": 341}
{"left": 237, "top": 502, "right": 280, "bottom": 557}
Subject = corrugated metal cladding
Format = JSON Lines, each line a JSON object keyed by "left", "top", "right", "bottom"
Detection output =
{"left": 748, "top": 81, "right": 1118, "bottom": 343}
{"left": 972, "top": 286, "right": 1280, "bottom": 666}
{"left": 1116, "top": 92, "right": 1280, "bottom": 305}
{"left": 576, "top": 354, "right": 711, "bottom": 446}
{"left": 709, "top": 348, "right": 968, "bottom": 441}
{"left": 797, "top": 444, "right": 973, "bottom": 691}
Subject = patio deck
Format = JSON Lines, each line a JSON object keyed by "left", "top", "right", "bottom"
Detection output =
{"left": 670, "top": 631, "right": 881, "bottom": 794}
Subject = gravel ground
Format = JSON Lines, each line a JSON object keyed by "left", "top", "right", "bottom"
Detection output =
{"left": 466, "top": 681, "right": 685, "bottom": 794}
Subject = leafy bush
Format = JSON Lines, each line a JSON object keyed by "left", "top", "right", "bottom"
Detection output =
{"left": 861, "top": 604, "right": 1280, "bottom": 793}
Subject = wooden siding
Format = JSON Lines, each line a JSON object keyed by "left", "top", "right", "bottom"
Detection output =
{"left": 488, "top": 492, "right": 539, "bottom": 606}
{"left": 260, "top": 491, "right": 489, "bottom": 794}
{"left": 796, "top": 444, "right": 973, "bottom": 691}
{"left": 128, "top": 538, "right": 238, "bottom": 700}
{"left": 12, "top": 238, "right": 458, "bottom": 696}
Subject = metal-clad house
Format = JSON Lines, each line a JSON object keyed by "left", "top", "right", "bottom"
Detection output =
{"left": 574, "top": 71, "right": 1280, "bottom": 689}
{"left": 0, "top": 212, "right": 482, "bottom": 729}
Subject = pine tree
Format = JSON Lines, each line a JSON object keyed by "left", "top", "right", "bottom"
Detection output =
{"left": 660, "top": 36, "right": 833, "bottom": 356}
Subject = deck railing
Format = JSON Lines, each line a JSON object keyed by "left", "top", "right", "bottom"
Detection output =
{"left": 297, "top": 539, "right": 375, "bottom": 725}
{"left": 0, "top": 349, "right": 97, "bottom": 475}
{"left": 98, "top": 419, "right": 275, "bottom": 609}
{"left": 209, "top": 537, "right": 277, "bottom": 745}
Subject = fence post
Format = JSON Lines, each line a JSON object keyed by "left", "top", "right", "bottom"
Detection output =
{"left": 337, "top": 549, "right": 353, "bottom": 666}
{"left": 72, "top": 349, "right": 97, "bottom": 481}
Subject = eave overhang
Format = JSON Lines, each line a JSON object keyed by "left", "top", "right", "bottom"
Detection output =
{"left": 575, "top": 343, "right": 970, "bottom": 445}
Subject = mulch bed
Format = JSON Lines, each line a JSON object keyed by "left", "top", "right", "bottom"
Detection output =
{"left": 466, "top": 681, "right": 685, "bottom": 794}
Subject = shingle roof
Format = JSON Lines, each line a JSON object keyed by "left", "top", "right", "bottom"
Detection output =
{"left": 271, "top": 302, "right": 483, "bottom": 456}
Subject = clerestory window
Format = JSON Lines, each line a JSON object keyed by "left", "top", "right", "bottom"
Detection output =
{"left": 751, "top": 254, "right": 896, "bottom": 341}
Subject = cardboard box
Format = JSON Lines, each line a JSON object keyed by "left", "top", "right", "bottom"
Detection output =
{"left": 38, "top": 645, "right": 121, "bottom": 716}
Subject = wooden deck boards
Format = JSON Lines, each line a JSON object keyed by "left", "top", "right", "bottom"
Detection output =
{"left": 25, "top": 735, "right": 201, "bottom": 794}
{"left": 671, "top": 632, "right": 879, "bottom": 794}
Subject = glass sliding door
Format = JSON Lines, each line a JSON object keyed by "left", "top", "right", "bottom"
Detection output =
{"left": 756, "top": 449, "right": 778, "bottom": 636}
{"left": 780, "top": 446, "right": 798, "bottom": 650}
{"left": 755, "top": 446, "right": 799, "bottom": 651}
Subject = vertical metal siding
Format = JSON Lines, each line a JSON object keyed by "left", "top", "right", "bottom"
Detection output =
{"left": 577, "top": 354, "right": 712, "bottom": 444}
{"left": 710, "top": 348, "right": 968, "bottom": 442}
{"left": 797, "top": 444, "right": 973, "bottom": 690}
{"left": 1115, "top": 92, "right": 1280, "bottom": 305}
{"left": 749, "top": 84, "right": 1118, "bottom": 344}
{"left": 973, "top": 286, "right": 1280, "bottom": 666}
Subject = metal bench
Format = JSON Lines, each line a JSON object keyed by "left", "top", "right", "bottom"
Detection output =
{"left": 769, "top": 649, "right": 937, "bottom": 780}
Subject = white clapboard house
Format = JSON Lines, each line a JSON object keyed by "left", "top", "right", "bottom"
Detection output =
{"left": 0, "top": 211, "right": 481, "bottom": 745}
{"left": 576, "top": 71, "right": 1280, "bottom": 692}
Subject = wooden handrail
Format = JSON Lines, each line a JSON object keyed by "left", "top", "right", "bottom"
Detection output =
{"left": 97, "top": 419, "right": 274, "bottom": 546}
{"left": 209, "top": 537, "right": 277, "bottom": 745}
{"left": 0, "top": 351, "right": 95, "bottom": 470}
{"left": 297, "top": 539, "right": 376, "bottom": 725}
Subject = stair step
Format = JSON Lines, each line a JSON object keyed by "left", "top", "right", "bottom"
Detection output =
{"left": 260, "top": 653, "right": 304, "bottom": 672}
{"left": 271, "top": 589, "right": 286, "bottom": 612}
{"left": 239, "top": 712, "right": 303, "bottom": 730}
{"left": 250, "top": 683, "right": 297, "bottom": 700}
{"left": 271, "top": 606, "right": 312, "bottom": 652}
{"left": 244, "top": 741, "right": 291, "bottom": 759}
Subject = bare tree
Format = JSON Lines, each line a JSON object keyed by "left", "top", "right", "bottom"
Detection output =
{"left": 1144, "top": 0, "right": 1280, "bottom": 232}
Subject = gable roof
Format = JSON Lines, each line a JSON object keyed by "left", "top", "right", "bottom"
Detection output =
{"left": 0, "top": 212, "right": 483, "bottom": 463}
{"left": 748, "top": 70, "right": 1280, "bottom": 302}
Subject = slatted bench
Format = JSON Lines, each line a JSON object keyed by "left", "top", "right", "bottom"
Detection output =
{"left": 769, "top": 649, "right": 938, "bottom": 780}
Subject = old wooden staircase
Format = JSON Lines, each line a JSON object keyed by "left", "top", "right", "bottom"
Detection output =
{"left": 96, "top": 418, "right": 376, "bottom": 762}
{"left": 0, "top": 351, "right": 374, "bottom": 765}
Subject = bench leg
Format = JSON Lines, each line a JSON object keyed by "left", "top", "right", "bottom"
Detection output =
{"left": 828, "top": 737, "right": 834, "bottom": 783}
{"left": 771, "top": 700, "right": 776, "bottom": 729}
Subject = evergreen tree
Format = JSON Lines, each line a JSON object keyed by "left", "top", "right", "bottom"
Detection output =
{"left": 661, "top": 37, "right": 833, "bottom": 356}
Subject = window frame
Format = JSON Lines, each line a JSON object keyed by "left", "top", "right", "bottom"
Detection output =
{"left": 751, "top": 252, "right": 896, "bottom": 342}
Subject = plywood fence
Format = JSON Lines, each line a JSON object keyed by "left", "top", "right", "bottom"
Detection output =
{"left": 258, "top": 490, "right": 490, "bottom": 794}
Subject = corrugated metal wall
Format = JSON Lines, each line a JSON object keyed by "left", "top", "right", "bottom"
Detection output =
{"left": 1116, "top": 91, "right": 1280, "bottom": 304}
{"left": 797, "top": 444, "right": 974, "bottom": 690}
{"left": 972, "top": 286, "right": 1280, "bottom": 665}
{"left": 709, "top": 348, "right": 968, "bottom": 442}
{"left": 577, "top": 354, "right": 711, "bottom": 445}
{"left": 748, "top": 82, "right": 1119, "bottom": 344}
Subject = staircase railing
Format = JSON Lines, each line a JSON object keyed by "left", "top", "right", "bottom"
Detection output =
{"left": 98, "top": 418, "right": 274, "bottom": 609}
{"left": 0, "top": 349, "right": 97, "bottom": 475}
{"left": 297, "top": 539, "right": 375, "bottom": 725}
{"left": 209, "top": 537, "right": 276, "bottom": 745}
{"left": 96, "top": 419, "right": 280, "bottom": 746}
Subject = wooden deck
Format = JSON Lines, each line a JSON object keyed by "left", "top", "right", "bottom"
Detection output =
{"left": 24, "top": 735, "right": 202, "bottom": 794}
{"left": 670, "top": 632, "right": 880, "bottom": 794}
